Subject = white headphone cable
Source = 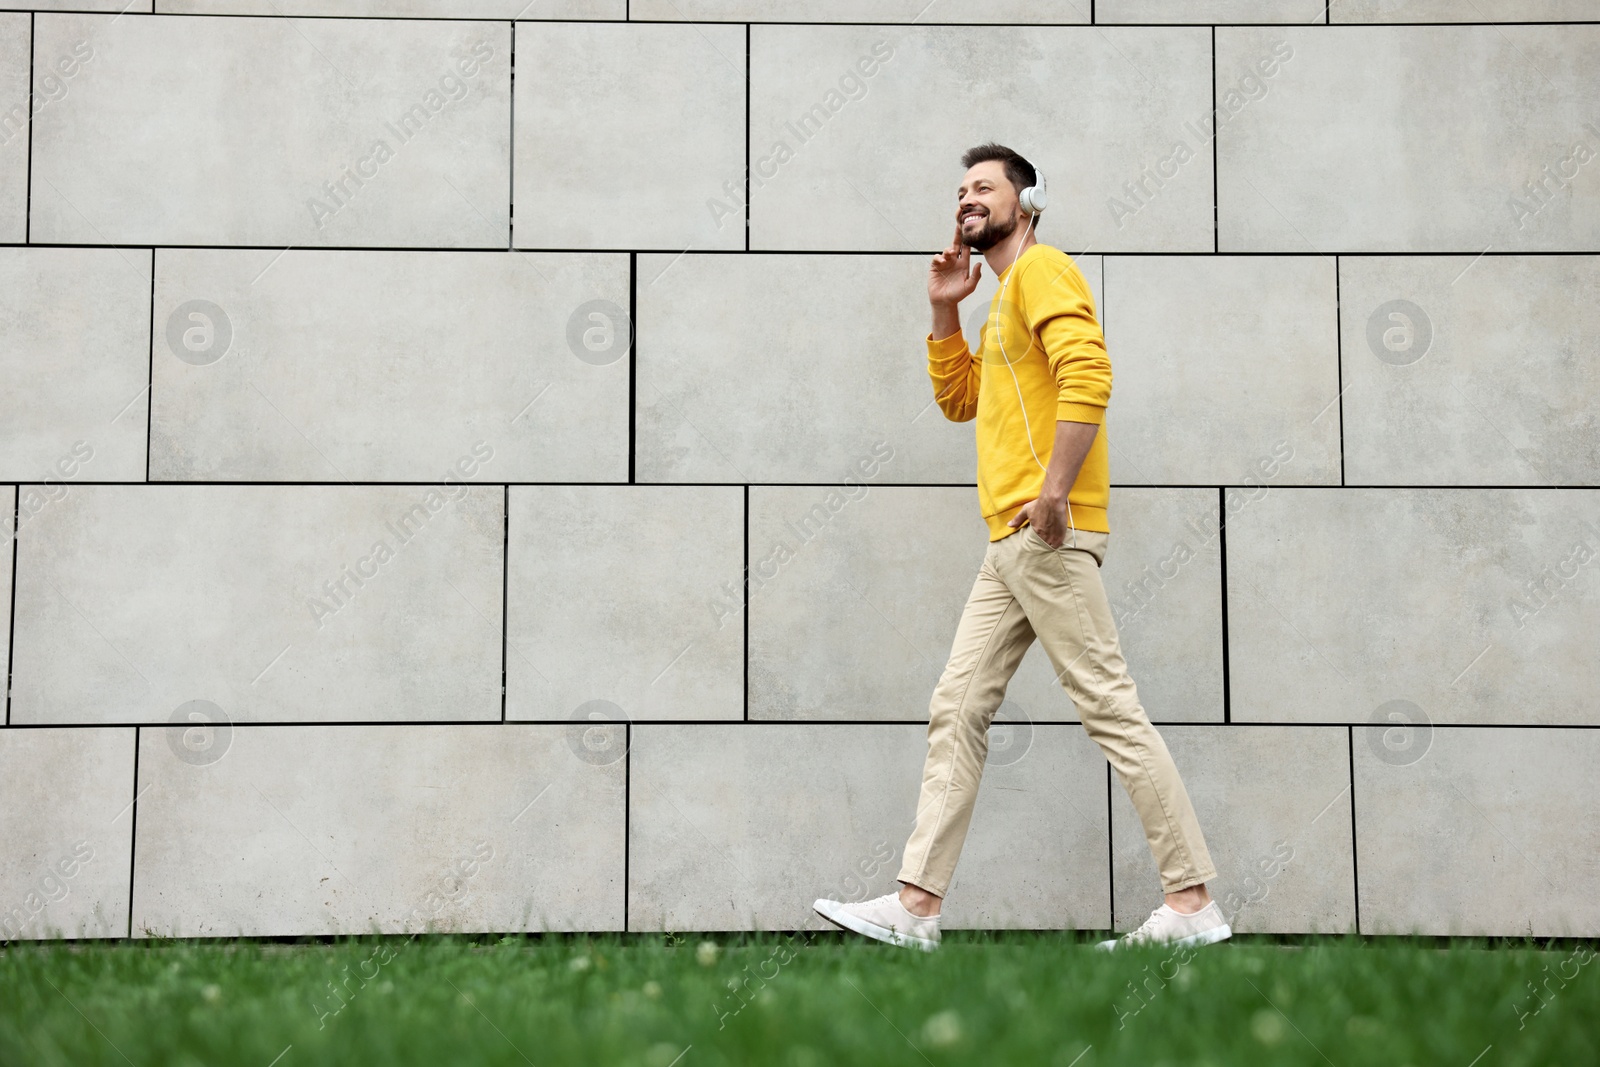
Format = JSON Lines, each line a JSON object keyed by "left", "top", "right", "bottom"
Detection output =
{"left": 992, "top": 203, "right": 1076, "bottom": 549}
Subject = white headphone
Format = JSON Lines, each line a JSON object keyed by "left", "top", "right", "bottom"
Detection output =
{"left": 990, "top": 152, "right": 1076, "bottom": 549}
{"left": 1017, "top": 155, "right": 1048, "bottom": 216}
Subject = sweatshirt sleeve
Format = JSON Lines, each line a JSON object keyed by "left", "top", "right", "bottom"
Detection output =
{"left": 926, "top": 329, "right": 981, "bottom": 423}
{"left": 1024, "top": 257, "right": 1111, "bottom": 425}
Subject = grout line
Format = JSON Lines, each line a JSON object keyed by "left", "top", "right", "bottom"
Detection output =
{"left": 145, "top": 248, "right": 155, "bottom": 480}
{"left": 1210, "top": 24, "right": 1218, "bottom": 253}
{"left": 0, "top": 719, "right": 1588, "bottom": 729}
{"left": 744, "top": 22, "right": 751, "bottom": 251}
{"left": 4, "top": 243, "right": 1600, "bottom": 258}
{"left": 500, "top": 484, "right": 509, "bottom": 723}
{"left": 126, "top": 726, "right": 140, "bottom": 940}
{"left": 629, "top": 253, "right": 637, "bottom": 484}
{"left": 743, "top": 484, "right": 749, "bottom": 722}
{"left": 623, "top": 721, "right": 631, "bottom": 930}
{"left": 1348, "top": 725, "right": 1360, "bottom": 935}
{"left": 24, "top": 12, "right": 33, "bottom": 245}
{"left": 1218, "top": 486, "right": 1230, "bottom": 724}
{"left": 1105, "top": 762, "right": 1114, "bottom": 930}
{"left": 5, "top": 485, "right": 17, "bottom": 726}
{"left": 6, "top": 480, "right": 1599, "bottom": 491}
{"left": 0, "top": 12, "right": 1592, "bottom": 24}
{"left": 508, "top": 19, "right": 515, "bottom": 251}
{"left": 1335, "top": 255, "right": 1345, "bottom": 486}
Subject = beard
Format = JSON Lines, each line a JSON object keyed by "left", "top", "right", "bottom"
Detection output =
{"left": 960, "top": 208, "right": 1020, "bottom": 252}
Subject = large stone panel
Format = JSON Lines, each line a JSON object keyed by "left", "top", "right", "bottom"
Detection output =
{"left": 0, "top": 13, "right": 26, "bottom": 242}
{"left": 635, "top": 253, "right": 986, "bottom": 484}
{"left": 0, "top": 2, "right": 150, "bottom": 9}
{"left": 513, "top": 22, "right": 745, "bottom": 250}
{"left": 0, "top": 728, "right": 135, "bottom": 940}
{"left": 1111, "top": 725, "right": 1355, "bottom": 935}
{"left": 1226, "top": 488, "right": 1600, "bottom": 725}
{"left": 1102, "top": 255, "right": 1341, "bottom": 485}
{"left": 505, "top": 485, "right": 745, "bottom": 723}
{"left": 748, "top": 485, "right": 1224, "bottom": 723}
{"left": 636, "top": 253, "right": 1099, "bottom": 486}
{"left": 1354, "top": 726, "right": 1599, "bottom": 937}
{"left": 1217, "top": 26, "right": 1600, "bottom": 252}
{"left": 0, "top": 248, "right": 152, "bottom": 483}
{"left": 1099, "top": 0, "right": 1326, "bottom": 20}
{"left": 149, "top": 249, "right": 628, "bottom": 482}
{"left": 1, "top": 494, "right": 10, "bottom": 695}
{"left": 10, "top": 485, "right": 504, "bottom": 725}
{"left": 628, "top": 723, "right": 1109, "bottom": 931}
{"left": 632, "top": 0, "right": 1089, "bottom": 21}
{"left": 1333, "top": 0, "right": 1594, "bottom": 21}
{"left": 131, "top": 724, "right": 623, "bottom": 937}
{"left": 748, "top": 25, "right": 1212, "bottom": 251}
{"left": 1339, "top": 255, "right": 1600, "bottom": 486}
{"left": 163, "top": 1, "right": 620, "bottom": 15}
{"left": 29, "top": 14, "right": 510, "bottom": 247}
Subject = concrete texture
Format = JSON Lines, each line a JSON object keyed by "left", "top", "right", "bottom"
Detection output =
{"left": 1217, "top": 26, "right": 1600, "bottom": 252}
{"left": 631, "top": 0, "right": 1091, "bottom": 21}
{"left": 1101, "top": 0, "right": 1327, "bottom": 21}
{"left": 0, "top": 248, "right": 150, "bottom": 482}
{"left": 1354, "top": 726, "right": 1600, "bottom": 937}
{"left": 505, "top": 485, "right": 745, "bottom": 722}
{"left": 10, "top": 485, "right": 505, "bottom": 725}
{"left": 748, "top": 25, "right": 1212, "bottom": 251}
{"left": 1332, "top": 0, "right": 1596, "bottom": 21}
{"left": 635, "top": 253, "right": 976, "bottom": 483}
{"left": 0, "top": 13, "right": 25, "bottom": 242}
{"left": 29, "top": 14, "right": 510, "bottom": 247}
{"left": 1, "top": 496, "right": 10, "bottom": 696}
{"left": 0, "top": 728, "right": 134, "bottom": 940}
{"left": 1339, "top": 255, "right": 1600, "bottom": 486}
{"left": 1226, "top": 488, "right": 1600, "bottom": 726}
{"left": 514, "top": 22, "right": 745, "bottom": 250}
{"left": 1112, "top": 726, "right": 1356, "bottom": 935}
{"left": 1102, "top": 255, "right": 1341, "bottom": 485}
{"left": 149, "top": 249, "right": 629, "bottom": 482}
{"left": 628, "top": 723, "right": 1109, "bottom": 932}
{"left": 747, "top": 485, "right": 1223, "bottom": 724}
{"left": 164, "top": 1, "right": 622, "bottom": 16}
{"left": 0, "top": 2, "right": 150, "bottom": 9}
{"left": 1, "top": 7, "right": 1595, "bottom": 940}
{"left": 131, "top": 724, "right": 624, "bottom": 937}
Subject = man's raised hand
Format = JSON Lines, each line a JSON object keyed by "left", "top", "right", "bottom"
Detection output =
{"left": 929, "top": 220, "right": 982, "bottom": 307}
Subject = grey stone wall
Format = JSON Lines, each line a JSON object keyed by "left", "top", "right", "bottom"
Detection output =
{"left": 1, "top": 1, "right": 1595, "bottom": 942}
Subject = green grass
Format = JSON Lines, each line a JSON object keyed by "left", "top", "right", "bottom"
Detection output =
{"left": 0, "top": 930, "right": 1594, "bottom": 1066}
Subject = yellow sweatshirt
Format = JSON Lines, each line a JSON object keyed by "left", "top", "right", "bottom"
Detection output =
{"left": 926, "top": 243, "right": 1112, "bottom": 541}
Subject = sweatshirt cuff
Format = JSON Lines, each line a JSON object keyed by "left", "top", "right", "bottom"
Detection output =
{"left": 1057, "top": 400, "right": 1106, "bottom": 425}
{"left": 927, "top": 331, "right": 968, "bottom": 357}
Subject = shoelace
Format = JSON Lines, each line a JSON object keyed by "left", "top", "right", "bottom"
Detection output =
{"left": 1123, "top": 908, "right": 1167, "bottom": 944}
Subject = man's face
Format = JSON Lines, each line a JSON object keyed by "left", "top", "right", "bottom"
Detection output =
{"left": 956, "top": 160, "right": 1021, "bottom": 252}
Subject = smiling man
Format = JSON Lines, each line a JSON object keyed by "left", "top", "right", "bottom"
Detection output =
{"left": 814, "top": 143, "right": 1230, "bottom": 953}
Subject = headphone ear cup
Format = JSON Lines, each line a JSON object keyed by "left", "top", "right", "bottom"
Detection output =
{"left": 1020, "top": 186, "right": 1046, "bottom": 215}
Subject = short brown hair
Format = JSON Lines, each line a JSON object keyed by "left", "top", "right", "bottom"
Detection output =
{"left": 960, "top": 142, "right": 1040, "bottom": 223}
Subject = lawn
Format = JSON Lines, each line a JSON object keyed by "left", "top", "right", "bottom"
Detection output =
{"left": 0, "top": 929, "right": 1593, "bottom": 1066}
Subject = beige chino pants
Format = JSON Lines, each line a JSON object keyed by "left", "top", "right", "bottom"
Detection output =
{"left": 897, "top": 523, "right": 1217, "bottom": 898}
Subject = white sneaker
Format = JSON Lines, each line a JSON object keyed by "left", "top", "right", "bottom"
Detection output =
{"left": 1096, "top": 900, "right": 1232, "bottom": 952}
{"left": 813, "top": 892, "right": 941, "bottom": 952}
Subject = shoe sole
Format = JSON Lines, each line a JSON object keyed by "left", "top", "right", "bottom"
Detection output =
{"left": 813, "top": 899, "right": 940, "bottom": 952}
{"left": 1095, "top": 923, "right": 1232, "bottom": 952}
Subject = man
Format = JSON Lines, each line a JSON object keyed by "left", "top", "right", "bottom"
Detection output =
{"left": 814, "top": 143, "right": 1230, "bottom": 953}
